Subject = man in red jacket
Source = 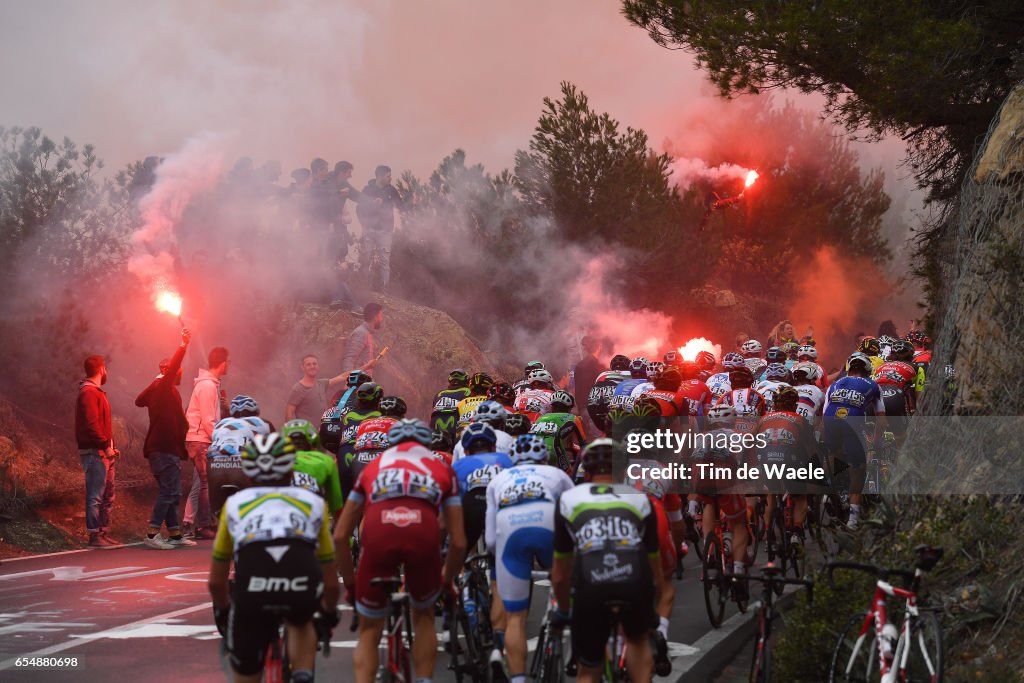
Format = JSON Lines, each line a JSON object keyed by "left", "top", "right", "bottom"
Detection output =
{"left": 135, "top": 329, "right": 198, "bottom": 550}
{"left": 75, "top": 355, "right": 122, "bottom": 548}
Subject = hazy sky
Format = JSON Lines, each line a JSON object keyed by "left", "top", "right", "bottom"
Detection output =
{"left": 0, "top": 0, "right": 917, "bottom": 197}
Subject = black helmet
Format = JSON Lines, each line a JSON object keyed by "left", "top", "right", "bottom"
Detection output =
{"left": 581, "top": 438, "right": 621, "bottom": 476}
{"left": 470, "top": 372, "right": 494, "bottom": 394}
{"left": 504, "top": 412, "right": 532, "bottom": 436}
{"left": 487, "top": 382, "right": 516, "bottom": 406}
{"left": 430, "top": 429, "right": 454, "bottom": 453}
{"left": 379, "top": 395, "right": 407, "bottom": 418}
{"left": 347, "top": 370, "right": 372, "bottom": 387}
{"left": 356, "top": 381, "right": 383, "bottom": 405}
{"left": 773, "top": 386, "right": 799, "bottom": 412}
{"left": 610, "top": 354, "right": 631, "bottom": 371}
{"left": 729, "top": 366, "right": 754, "bottom": 388}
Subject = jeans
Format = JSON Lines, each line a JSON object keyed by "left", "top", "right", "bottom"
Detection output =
{"left": 80, "top": 450, "right": 116, "bottom": 533}
{"left": 182, "top": 441, "right": 211, "bottom": 529}
{"left": 360, "top": 229, "right": 393, "bottom": 289}
{"left": 148, "top": 452, "right": 182, "bottom": 531}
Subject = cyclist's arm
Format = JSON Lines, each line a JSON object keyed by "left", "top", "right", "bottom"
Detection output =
{"left": 324, "top": 460, "right": 345, "bottom": 516}
{"left": 331, "top": 497, "right": 364, "bottom": 591}
{"left": 208, "top": 512, "right": 233, "bottom": 610}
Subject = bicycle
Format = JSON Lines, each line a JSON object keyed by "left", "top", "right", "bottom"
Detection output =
{"left": 763, "top": 494, "right": 804, "bottom": 592}
{"left": 724, "top": 563, "right": 813, "bottom": 683}
{"left": 702, "top": 518, "right": 749, "bottom": 628}
{"left": 448, "top": 553, "right": 502, "bottom": 683}
{"left": 528, "top": 570, "right": 569, "bottom": 683}
{"left": 263, "top": 608, "right": 334, "bottom": 683}
{"left": 602, "top": 600, "right": 632, "bottom": 682}
{"left": 828, "top": 545, "right": 944, "bottom": 683}
{"left": 374, "top": 575, "right": 414, "bottom": 683}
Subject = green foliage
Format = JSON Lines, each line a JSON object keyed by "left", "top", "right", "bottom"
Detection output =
{"left": 622, "top": 0, "right": 1024, "bottom": 203}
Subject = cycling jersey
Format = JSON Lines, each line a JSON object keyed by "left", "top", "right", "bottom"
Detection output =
{"left": 794, "top": 383, "right": 825, "bottom": 426}
{"left": 456, "top": 395, "right": 487, "bottom": 427}
{"left": 874, "top": 361, "right": 916, "bottom": 392}
{"left": 292, "top": 449, "right": 344, "bottom": 515}
{"left": 624, "top": 458, "right": 683, "bottom": 579}
{"left": 638, "top": 388, "right": 683, "bottom": 417}
{"left": 755, "top": 411, "right": 817, "bottom": 492}
{"left": 754, "top": 379, "right": 791, "bottom": 413}
{"left": 705, "top": 372, "right": 732, "bottom": 400}
{"left": 586, "top": 370, "right": 629, "bottom": 429}
{"left": 606, "top": 378, "right": 652, "bottom": 414}
{"left": 553, "top": 482, "right": 659, "bottom": 668}
{"left": 209, "top": 417, "right": 257, "bottom": 457}
{"left": 431, "top": 386, "right": 470, "bottom": 435}
{"left": 513, "top": 388, "right": 554, "bottom": 422}
{"left": 823, "top": 376, "right": 884, "bottom": 466}
{"left": 451, "top": 428, "right": 514, "bottom": 462}
{"left": 346, "top": 416, "right": 397, "bottom": 493}
{"left": 336, "top": 408, "right": 383, "bottom": 497}
{"left": 452, "top": 450, "right": 513, "bottom": 549}
{"left": 674, "top": 379, "right": 713, "bottom": 417}
{"left": 213, "top": 486, "right": 334, "bottom": 563}
{"left": 690, "top": 428, "right": 746, "bottom": 518}
{"left": 349, "top": 442, "right": 460, "bottom": 618}
{"left": 240, "top": 416, "right": 271, "bottom": 437}
{"left": 720, "top": 388, "right": 767, "bottom": 434}
{"left": 485, "top": 463, "right": 574, "bottom": 611}
{"left": 208, "top": 417, "right": 262, "bottom": 515}
{"left": 529, "top": 412, "right": 586, "bottom": 473}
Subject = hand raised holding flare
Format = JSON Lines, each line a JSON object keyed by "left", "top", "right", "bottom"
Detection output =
{"left": 699, "top": 169, "right": 759, "bottom": 231}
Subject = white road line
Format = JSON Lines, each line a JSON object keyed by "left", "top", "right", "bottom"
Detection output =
{"left": 0, "top": 602, "right": 209, "bottom": 670}
{"left": 1, "top": 543, "right": 145, "bottom": 563}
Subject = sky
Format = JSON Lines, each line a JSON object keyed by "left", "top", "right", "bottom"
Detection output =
{"left": 0, "top": 0, "right": 920, "bottom": 206}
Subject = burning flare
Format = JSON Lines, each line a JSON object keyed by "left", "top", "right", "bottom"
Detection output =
{"left": 677, "top": 337, "right": 720, "bottom": 362}
{"left": 744, "top": 170, "right": 759, "bottom": 189}
{"left": 156, "top": 290, "right": 183, "bottom": 317}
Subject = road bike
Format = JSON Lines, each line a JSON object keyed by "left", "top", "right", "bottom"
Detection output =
{"left": 702, "top": 517, "right": 749, "bottom": 627}
{"left": 374, "top": 575, "right": 414, "bottom": 683}
{"left": 263, "top": 609, "right": 333, "bottom": 683}
{"left": 828, "top": 545, "right": 944, "bottom": 683}
{"left": 528, "top": 570, "right": 570, "bottom": 683}
{"left": 448, "top": 553, "right": 503, "bottom": 682}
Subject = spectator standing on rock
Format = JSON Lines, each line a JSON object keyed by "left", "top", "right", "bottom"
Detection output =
{"left": 285, "top": 354, "right": 352, "bottom": 424}
{"left": 135, "top": 329, "right": 197, "bottom": 550}
{"left": 572, "top": 335, "right": 604, "bottom": 434}
{"left": 182, "top": 346, "right": 230, "bottom": 540}
{"left": 342, "top": 303, "right": 383, "bottom": 375}
{"left": 75, "top": 354, "right": 122, "bottom": 549}
{"left": 356, "top": 165, "right": 404, "bottom": 290}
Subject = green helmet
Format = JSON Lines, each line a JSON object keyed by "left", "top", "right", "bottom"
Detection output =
{"left": 282, "top": 419, "right": 321, "bottom": 450}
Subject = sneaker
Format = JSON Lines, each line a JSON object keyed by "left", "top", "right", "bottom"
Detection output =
{"left": 653, "top": 630, "right": 672, "bottom": 677}
{"left": 100, "top": 532, "right": 125, "bottom": 548}
{"left": 194, "top": 527, "right": 217, "bottom": 540}
{"left": 181, "top": 523, "right": 195, "bottom": 539}
{"left": 168, "top": 536, "right": 198, "bottom": 547}
{"left": 488, "top": 648, "right": 508, "bottom": 682}
{"left": 88, "top": 532, "right": 120, "bottom": 549}
{"left": 144, "top": 535, "right": 175, "bottom": 550}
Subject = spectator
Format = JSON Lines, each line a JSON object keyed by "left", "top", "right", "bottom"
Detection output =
{"left": 767, "top": 319, "right": 798, "bottom": 348}
{"left": 878, "top": 319, "right": 899, "bottom": 339}
{"left": 342, "top": 303, "right": 383, "bottom": 374}
{"left": 734, "top": 332, "right": 750, "bottom": 352}
{"left": 572, "top": 335, "right": 604, "bottom": 435}
{"left": 285, "top": 354, "right": 351, "bottom": 424}
{"left": 331, "top": 160, "right": 361, "bottom": 263}
{"left": 75, "top": 354, "right": 122, "bottom": 549}
{"left": 135, "top": 329, "right": 196, "bottom": 550}
{"left": 356, "top": 165, "right": 404, "bottom": 290}
{"left": 182, "top": 346, "right": 230, "bottom": 540}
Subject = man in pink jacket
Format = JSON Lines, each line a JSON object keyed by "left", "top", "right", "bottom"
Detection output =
{"left": 182, "top": 346, "right": 230, "bottom": 539}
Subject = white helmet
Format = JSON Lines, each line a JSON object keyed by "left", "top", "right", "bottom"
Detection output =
{"left": 741, "top": 339, "right": 763, "bottom": 356}
{"left": 791, "top": 361, "right": 822, "bottom": 382}
{"left": 528, "top": 369, "right": 554, "bottom": 388}
{"left": 796, "top": 345, "right": 818, "bottom": 361}
{"left": 706, "top": 403, "right": 736, "bottom": 427}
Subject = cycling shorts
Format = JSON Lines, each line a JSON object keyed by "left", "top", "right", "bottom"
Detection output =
{"left": 356, "top": 504, "right": 442, "bottom": 618}
{"left": 494, "top": 501, "right": 556, "bottom": 612}
{"left": 227, "top": 540, "right": 323, "bottom": 676}
{"left": 207, "top": 456, "right": 250, "bottom": 517}
{"left": 571, "top": 573, "right": 656, "bottom": 668}
{"left": 880, "top": 387, "right": 909, "bottom": 436}
{"left": 463, "top": 488, "right": 488, "bottom": 551}
{"left": 823, "top": 417, "right": 868, "bottom": 467}
{"left": 697, "top": 493, "right": 747, "bottom": 522}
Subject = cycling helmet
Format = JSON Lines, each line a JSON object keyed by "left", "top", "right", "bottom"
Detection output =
{"left": 347, "top": 370, "right": 372, "bottom": 387}
{"left": 487, "top": 382, "right": 516, "bottom": 406}
{"left": 387, "top": 418, "right": 434, "bottom": 447}
{"left": 230, "top": 394, "right": 260, "bottom": 417}
{"left": 773, "top": 386, "right": 799, "bottom": 412}
{"left": 766, "top": 346, "right": 787, "bottom": 364}
{"left": 282, "top": 419, "right": 320, "bottom": 450}
{"left": 796, "top": 345, "right": 818, "bottom": 361}
{"left": 722, "top": 352, "right": 746, "bottom": 370}
{"left": 430, "top": 429, "right": 454, "bottom": 453}
{"left": 889, "top": 340, "right": 914, "bottom": 363}
{"left": 609, "top": 354, "right": 631, "bottom": 372}
{"left": 470, "top": 372, "right": 495, "bottom": 394}
{"left": 741, "top": 339, "right": 763, "bottom": 356}
{"left": 580, "top": 438, "right": 620, "bottom": 475}
{"left": 860, "top": 337, "right": 881, "bottom": 356}
{"left": 448, "top": 368, "right": 469, "bottom": 385}
{"left": 663, "top": 350, "right": 682, "bottom": 367}
{"left": 528, "top": 369, "right": 554, "bottom": 388}
{"left": 745, "top": 358, "right": 767, "bottom": 378}
{"left": 473, "top": 400, "right": 509, "bottom": 429}
{"left": 906, "top": 330, "right": 929, "bottom": 347}
{"left": 628, "top": 472, "right": 665, "bottom": 500}
{"left": 646, "top": 361, "right": 666, "bottom": 380}
{"left": 695, "top": 350, "right": 716, "bottom": 372}
{"left": 781, "top": 342, "right": 800, "bottom": 360}
{"left": 729, "top": 366, "right": 755, "bottom": 388}
{"left": 791, "top": 361, "right": 822, "bottom": 382}
{"left": 524, "top": 361, "right": 545, "bottom": 375}
{"left": 549, "top": 390, "right": 575, "bottom": 412}
{"left": 461, "top": 422, "right": 497, "bottom": 452}
{"left": 706, "top": 403, "right": 736, "bottom": 427}
{"left": 509, "top": 434, "right": 548, "bottom": 465}
{"left": 679, "top": 360, "right": 702, "bottom": 381}
{"left": 356, "top": 381, "right": 383, "bottom": 404}
{"left": 629, "top": 358, "right": 649, "bottom": 379}
{"left": 241, "top": 433, "right": 296, "bottom": 484}
{"left": 632, "top": 395, "right": 662, "bottom": 419}
{"left": 765, "top": 363, "right": 790, "bottom": 382}
{"left": 504, "top": 412, "right": 532, "bottom": 436}
{"left": 379, "top": 395, "right": 407, "bottom": 418}
{"left": 847, "top": 352, "right": 873, "bottom": 374}
{"left": 653, "top": 366, "right": 682, "bottom": 391}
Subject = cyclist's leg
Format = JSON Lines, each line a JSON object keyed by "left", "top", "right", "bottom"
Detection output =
{"left": 353, "top": 615, "right": 386, "bottom": 683}
{"left": 403, "top": 524, "right": 445, "bottom": 679}
{"left": 620, "top": 579, "right": 656, "bottom": 682}
{"left": 284, "top": 620, "right": 318, "bottom": 673}
{"left": 411, "top": 606, "right": 438, "bottom": 680}
{"left": 497, "top": 509, "right": 552, "bottom": 678}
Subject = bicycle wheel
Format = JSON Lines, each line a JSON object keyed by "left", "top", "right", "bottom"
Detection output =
{"left": 766, "top": 510, "right": 787, "bottom": 595}
{"left": 829, "top": 612, "right": 879, "bottom": 683}
{"left": 749, "top": 633, "right": 772, "bottom": 683}
{"left": 702, "top": 533, "right": 727, "bottom": 628}
{"left": 903, "top": 610, "right": 943, "bottom": 683}
{"left": 809, "top": 495, "right": 839, "bottom": 560}
{"left": 530, "top": 622, "right": 548, "bottom": 681}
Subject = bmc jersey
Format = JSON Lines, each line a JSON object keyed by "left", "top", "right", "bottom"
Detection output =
{"left": 554, "top": 483, "right": 659, "bottom": 585}
{"left": 873, "top": 361, "right": 916, "bottom": 393}
{"left": 721, "top": 388, "right": 767, "bottom": 434}
{"left": 212, "top": 486, "right": 334, "bottom": 563}
{"left": 824, "top": 376, "right": 885, "bottom": 418}
{"left": 794, "top": 384, "right": 825, "bottom": 426}
{"left": 452, "top": 451, "right": 513, "bottom": 496}
{"left": 349, "top": 442, "right": 460, "bottom": 533}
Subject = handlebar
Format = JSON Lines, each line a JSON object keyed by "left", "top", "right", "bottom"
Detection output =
{"left": 827, "top": 561, "right": 915, "bottom": 588}
{"left": 723, "top": 571, "right": 814, "bottom": 604}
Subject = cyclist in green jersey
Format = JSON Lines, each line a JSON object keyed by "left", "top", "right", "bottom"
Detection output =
{"left": 529, "top": 390, "right": 586, "bottom": 474}
{"left": 281, "top": 419, "right": 345, "bottom": 516}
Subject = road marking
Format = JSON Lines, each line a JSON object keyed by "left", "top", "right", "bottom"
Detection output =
{"left": 0, "top": 543, "right": 145, "bottom": 563}
{"left": 87, "top": 566, "right": 187, "bottom": 581}
{"left": 0, "top": 602, "right": 209, "bottom": 670}
{"left": 0, "top": 565, "right": 186, "bottom": 583}
{"left": 166, "top": 571, "right": 209, "bottom": 583}
{"left": 91, "top": 623, "right": 218, "bottom": 639}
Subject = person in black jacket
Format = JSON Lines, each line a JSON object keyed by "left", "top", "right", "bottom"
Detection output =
{"left": 356, "top": 165, "right": 404, "bottom": 290}
{"left": 135, "top": 328, "right": 196, "bottom": 550}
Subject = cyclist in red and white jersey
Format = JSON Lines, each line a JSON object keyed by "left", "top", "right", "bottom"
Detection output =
{"left": 873, "top": 339, "right": 918, "bottom": 443}
{"left": 719, "top": 365, "right": 767, "bottom": 436}
{"left": 790, "top": 362, "right": 825, "bottom": 428}
{"left": 514, "top": 369, "right": 556, "bottom": 422}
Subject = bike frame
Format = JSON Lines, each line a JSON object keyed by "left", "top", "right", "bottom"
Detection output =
{"left": 844, "top": 576, "right": 931, "bottom": 683}
{"left": 382, "top": 586, "right": 413, "bottom": 682}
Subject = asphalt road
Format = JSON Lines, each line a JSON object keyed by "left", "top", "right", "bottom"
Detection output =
{"left": 0, "top": 540, "right": 746, "bottom": 682}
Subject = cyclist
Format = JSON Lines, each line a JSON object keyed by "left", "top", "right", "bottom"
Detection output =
{"left": 695, "top": 350, "right": 717, "bottom": 382}
{"left": 586, "top": 354, "right": 631, "bottom": 435}
{"left": 791, "top": 361, "right": 826, "bottom": 428}
{"left": 513, "top": 369, "right": 556, "bottom": 422}
{"left": 228, "top": 394, "right": 274, "bottom": 434}
{"left": 207, "top": 395, "right": 272, "bottom": 517}
{"left": 674, "top": 361, "right": 714, "bottom": 425}
{"left": 320, "top": 370, "right": 371, "bottom": 453}
{"left": 528, "top": 390, "right": 586, "bottom": 474}
{"left": 873, "top": 339, "right": 918, "bottom": 445}
{"left": 487, "top": 381, "right": 517, "bottom": 411}
{"left": 431, "top": 369, "right": 470, "bottom": 437}
{"left": 503, "top": 412, "right": 533, "bottom": 437}
{"left": 741, "top": 338, "right": 763, "bottom": 361}
{"left": 452, "top": 400, "right": 514, "bottom": 461}
{"left": 795, "top": 344, "right": 828, "bottom": 390}
{"left": 755, "top": 362, "right": 793, "bottom": 412}
{"left": 551, "top": 439, "right": 663, "bottom": 683}
{"left": 823, "top": 352, "right": 887, "bottom": 529}
{"left": 281, "top": 419, "right": 345, "bottom": 517}
{"left": 639, "top": 366, "right": 685, "bottom": 417}
{"left": 430, "top": 429, "right": 455, "bottom": 465}
{"left": 512, "top": 360, "right": 546, "bottom": 395}
{"left": 333, "top": 419, "right": 466, "bottom": 683}
{"left": 719, "top": 365, "right": 767, "bottom": 436}
{"left": 907, "top": 330, "right": 932, "bottom": 396}
{"left": 457, "top": 372, "right": 494, "bottom": 429}
{"left": 336, "top": 382, "right": 383, "bottom": 496}
{"left": 209, "top": 433, "right": 339, "bottom": 683}
{"left": 706, "top": 352, "right": 743, "bottom": 400}
{"left": 346, "top": 415, "right": 399, "bottom": 493}
{"left": 486, "top": 434, "right": 574, "bottom": 683}
{"left": 378, "top": 395, "right": 407, "bottom": 419}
